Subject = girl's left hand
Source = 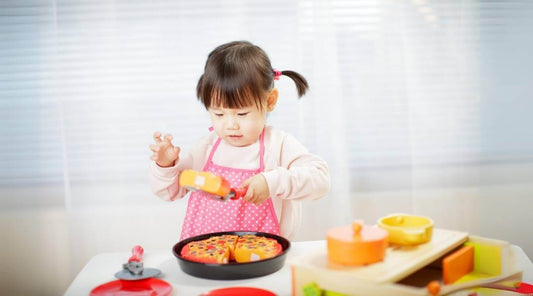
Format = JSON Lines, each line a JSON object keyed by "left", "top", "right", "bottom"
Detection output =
{"left": 240, "top": 174, "right": 270, "bottom": 205}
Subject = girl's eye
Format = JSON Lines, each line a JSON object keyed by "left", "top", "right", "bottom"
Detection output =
{"left": 214, "top": 113, "right": 223, "bottom": 117}
{"left": 237, "top": 112, "right": 249, "bottom": 116}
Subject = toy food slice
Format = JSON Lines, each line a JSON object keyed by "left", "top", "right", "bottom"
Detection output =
{"left": 179, "top": 169, "right": 232, "bottom": 198}
{"left": 180, "top": 236, "right": 232, "bottom": 264}
{"left": 234, "top": 234, "right": 283, "bottom": 263}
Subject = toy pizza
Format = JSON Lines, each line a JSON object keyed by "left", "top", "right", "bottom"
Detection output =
{"left": 180, "top": 234, "right": 282, "bottom": 264}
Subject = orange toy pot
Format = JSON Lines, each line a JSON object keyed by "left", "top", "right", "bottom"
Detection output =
{"left": 327, "top": 220, "right": 388, "bottom": 266}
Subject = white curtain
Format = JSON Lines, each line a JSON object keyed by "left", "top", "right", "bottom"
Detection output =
{"left": 2, "top": 1, "right": 533, "bottom": 294}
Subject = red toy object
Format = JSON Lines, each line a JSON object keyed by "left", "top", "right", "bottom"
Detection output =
{"left": 201, "top": 287, "right": 276, "bottom": 296}
{"left": 90, "top": 245, "right": 172, "bottom": 296}
{"left": 90, "top": 278, "right": 172, "bottom": 296}
{"left": 129, "top": 245, "right": 143, "bottom": 261}
{"left": 483, "top": 281, "right": 533, "bottom": 294}
{"left": 114, "top": 246, "right": 161, "bottom": 280}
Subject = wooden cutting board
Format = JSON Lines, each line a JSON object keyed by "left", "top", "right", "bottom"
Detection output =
{"left": 291, "top": 228, "right": 468, "bottom": 284}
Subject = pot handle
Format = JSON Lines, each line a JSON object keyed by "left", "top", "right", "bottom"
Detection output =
{"left": 402, "top": 230, "right": 426, "bottom": 244}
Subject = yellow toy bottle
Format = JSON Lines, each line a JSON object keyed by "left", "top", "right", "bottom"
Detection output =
{"left": 178, "top": 169, "right": 247, "bottom": 201}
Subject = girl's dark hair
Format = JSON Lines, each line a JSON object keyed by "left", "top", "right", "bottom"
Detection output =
{"left": 196, "top": 40, "right": 308, "bottom": 109}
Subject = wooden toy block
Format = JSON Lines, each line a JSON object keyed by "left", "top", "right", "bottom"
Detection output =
{"left": 442, "top": 245, "right": 474, "bottom": 284}
{"left": 464, "top": 241, "right": 501, "bottom": 276}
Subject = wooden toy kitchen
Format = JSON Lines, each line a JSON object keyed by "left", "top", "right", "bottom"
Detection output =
{"left": 290, "top": 214, "right": 532, "bottom": 296}
{"left": 65, "top": 212, "right": 533, "bottom": 296}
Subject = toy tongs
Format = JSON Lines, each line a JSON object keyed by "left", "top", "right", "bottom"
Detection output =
{"left": 179, "top": 169, "right": 248, "bottom": 201}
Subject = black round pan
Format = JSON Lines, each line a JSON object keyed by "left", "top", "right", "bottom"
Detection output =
{"left": 172, "top": 231, "right": 291, "bottom": 280}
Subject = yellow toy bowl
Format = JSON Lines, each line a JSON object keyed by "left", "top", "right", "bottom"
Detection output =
{"left": 378, "top": 214, "right": 433, "bottom": 245}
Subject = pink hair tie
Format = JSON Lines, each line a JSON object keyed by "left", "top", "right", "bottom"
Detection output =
{"left": 273, "top": 69, "right": 282, "bottom": 80}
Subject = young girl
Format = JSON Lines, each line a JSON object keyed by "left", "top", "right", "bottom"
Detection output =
{"left": 149, "top": 41, "right": 330, "bottom": 241}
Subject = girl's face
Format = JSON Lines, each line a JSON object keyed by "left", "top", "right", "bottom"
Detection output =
{"left": 208, "top": 104, "right": 267, "bottom": 147}
{"left": 208, "top": 90, "right": 278, "bottom": 147}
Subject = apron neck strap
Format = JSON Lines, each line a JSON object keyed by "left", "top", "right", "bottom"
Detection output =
{"left": 205, "top": 128, "right": 266, "bottom": 171}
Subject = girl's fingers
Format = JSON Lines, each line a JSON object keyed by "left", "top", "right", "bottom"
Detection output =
{"left": 250, "top": 196, "right": 261, "bottom": 205}
{"left": 149, "top": 144, "right": 160, "bottom": 152}
{"left": 153, "top": 131, "right": 162, "bottom": 143}
{"left": 243, "top": 186, "right": 254, "bottom": 202}
{"left": 240, "top": 178, "right": 251, "bottom": 188}
{"left": 164, "top": 134, "right": 173, "bottom": 144}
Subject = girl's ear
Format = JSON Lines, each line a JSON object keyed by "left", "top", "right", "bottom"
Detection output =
{"left": 266, "top": 89, "right": 279, "bottom": 112}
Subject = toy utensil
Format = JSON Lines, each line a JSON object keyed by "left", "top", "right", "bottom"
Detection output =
{"left": 114, "top": 245, "right": 161, "bottom": 280}
{"left": 90, "top": 246, "right": 172, "bottom": 296}
{"left": 179, "top": 169, "right": 248, "bottom": 201}
{"left": 483, "top": 281, "right": 533, "bottom": 294}
{"left": 427, "top": 270, "right": 525, "bottom": 295}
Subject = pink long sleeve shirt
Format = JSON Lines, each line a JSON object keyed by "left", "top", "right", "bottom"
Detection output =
{"left": 150, "top": 126, "right": 330, "bottom": 240}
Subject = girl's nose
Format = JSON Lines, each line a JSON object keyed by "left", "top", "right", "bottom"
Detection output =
{"left": 227, "top": 117, "right": 239, "bottom": 129}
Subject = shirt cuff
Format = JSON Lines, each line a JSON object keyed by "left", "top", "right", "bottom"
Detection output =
{"left": 150, "top": 161, "right": 179, "bottom": 178}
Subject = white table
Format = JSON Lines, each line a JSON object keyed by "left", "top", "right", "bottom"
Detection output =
{"left": 64, "top": 241, "right": 533, "bottom": 296}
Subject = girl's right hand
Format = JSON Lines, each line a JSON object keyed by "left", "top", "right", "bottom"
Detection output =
{"left": 150, "top": 132, "right": 180, "bottom": 167}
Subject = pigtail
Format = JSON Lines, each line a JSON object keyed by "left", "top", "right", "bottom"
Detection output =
{"left": 198, "top": 41, "right": 310, "bottom": 108}
{"left": 278, "top": 70, "right": 309, "bottom": 98}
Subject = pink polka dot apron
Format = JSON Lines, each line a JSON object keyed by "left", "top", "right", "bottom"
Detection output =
{"left": 180, "top": 129, "right": 280, "bottom": 240}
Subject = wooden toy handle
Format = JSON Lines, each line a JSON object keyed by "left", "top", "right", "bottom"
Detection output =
{"left": 430, "top": 270, "right": 523, "bottom": 295}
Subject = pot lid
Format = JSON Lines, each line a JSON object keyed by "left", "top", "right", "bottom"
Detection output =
{"left": 327, "top": 220, "right": 388, "bottom": 243}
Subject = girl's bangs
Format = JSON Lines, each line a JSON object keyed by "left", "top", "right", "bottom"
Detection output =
{"left": 209, "top": 85, "right": 264, "bottom": 109}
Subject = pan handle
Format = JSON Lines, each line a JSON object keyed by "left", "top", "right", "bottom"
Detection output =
{"left": 230, "top": 186, "right": 248, "bottom": 200}
{"left": 128, "top": 245, "right": 144, "bottom": 262}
